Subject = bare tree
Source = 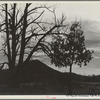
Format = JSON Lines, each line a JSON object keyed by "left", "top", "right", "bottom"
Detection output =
{"left": 0, "top": 3, "right": 67, "bottom": 87}
{"left": 50, "top": 22, "right": 93, "bottom": 95}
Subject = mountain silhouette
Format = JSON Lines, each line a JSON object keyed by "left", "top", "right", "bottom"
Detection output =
{"left": 0, "top": 60, "right": 84, "bottom": 85}
{"left": 20, "top": 60, "right": 66, "bottom": 84}
{"left": 0, "top": 60, "right": 100, "bottom": 86}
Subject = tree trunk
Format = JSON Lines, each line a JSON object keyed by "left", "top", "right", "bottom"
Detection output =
{"left": 68, "top": 64, "right": 72, "bottom": 95}
{"left": 15, "top": 63, "right": 25, "bottom": 87}
{"left": 8, "top": 65, "right": 17, "bottom": 87}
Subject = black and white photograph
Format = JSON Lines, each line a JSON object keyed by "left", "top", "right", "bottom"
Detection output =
{"left": 0, "top": 1, "right": 99, "bottom": 96}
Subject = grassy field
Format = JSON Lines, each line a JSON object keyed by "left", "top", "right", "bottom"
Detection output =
{"left": 0, "top": 82, "right": 100, "bottom": 95}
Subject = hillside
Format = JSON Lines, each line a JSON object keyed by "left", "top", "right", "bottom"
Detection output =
{"left": 0, "top": 60, "right": 100, "bottom": 85}
{"left": 20, "top": 60, "right": 65, "bottom": 84}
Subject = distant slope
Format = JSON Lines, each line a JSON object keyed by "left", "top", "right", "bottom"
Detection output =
{"left": 19, "top": 60, "right": 92, "bottom": 84}
{"left": 0, "top": 60, "right": 100, "bottom": 85}
{"left": 20, "top": 60, "right": 65, "bottom": 84}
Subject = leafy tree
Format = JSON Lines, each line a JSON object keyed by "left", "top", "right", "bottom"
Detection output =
{"left": 0, "top": 3, "right": 67, "bottom": 87}
{"left": 50, "top": 22, "right": 93, "bottom": 94}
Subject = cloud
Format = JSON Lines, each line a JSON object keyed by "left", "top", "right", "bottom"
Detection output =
{"left": 82, "top": 20, "right": 100, "bottom": 40}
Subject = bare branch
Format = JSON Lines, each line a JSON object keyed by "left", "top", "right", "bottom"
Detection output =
{"left": 27, "top": 10, "right": 44, "bottom": 26}
{"left": 5, "top": 4, "right": 12, "bottom": 63}
{"left": 28, "top": 6, "right": 45, "bottom": 14}
{"left": 40, "top": 43, "right": 52, "bottom": 58}
{"left": 24, "top": 25, "right": 60, "bottom": 63}
{"left": 1, "top": 9, "right": 12, "bottom": 19}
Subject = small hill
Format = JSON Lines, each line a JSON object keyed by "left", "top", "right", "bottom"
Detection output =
{"left": 20, "top": 60, "right": 66, "bottom": 84}
{"left": 19, "top": 60, "right": 91, "bottom": 84}
{"left": 0, "top": 60, "right": 100, "bottom": 85}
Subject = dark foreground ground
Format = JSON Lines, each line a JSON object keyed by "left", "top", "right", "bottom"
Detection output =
{"left": 0, "top": 60, "right": 100, "bottom": 95}
{"left": 0, "top": 82, "right": 100, "bottom": 95}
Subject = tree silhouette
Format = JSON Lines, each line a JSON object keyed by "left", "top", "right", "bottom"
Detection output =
{"left": 50, "top": 22, "right": 93, "bottom": 95}
{"left": 0, "top": 3, "right": 67, "bottom": 87}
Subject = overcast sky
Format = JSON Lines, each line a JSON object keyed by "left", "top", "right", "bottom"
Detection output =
{"left": 0, "top": 2, "right": 100, "bottom": 49}
{"left": 13, "top": 1, "right": 100, "bottom": 22}
{"left": 0, "top": 2, "right": 100, "bottom": 75}
{"left": 25, "top": 1, "right": 100, "bottom": 22}
{"left": 54, "top": 2, "right": 100, "bottom": 22}
{"left": 1, "top": 2, "right": 100, "bottom": 48}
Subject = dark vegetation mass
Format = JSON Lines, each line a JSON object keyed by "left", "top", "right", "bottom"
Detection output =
{"left": 0, "top": 60, "right": 100, "bottom": 95}
{"left": 0, "top": 60, "right": 100, "bottom": 85}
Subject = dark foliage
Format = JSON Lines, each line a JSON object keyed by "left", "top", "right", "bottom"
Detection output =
{"left": 50, "top": 22, "right": 93, "bottom": 94}
{"left": 50, "top": 22, "right": 93, "bottom": 67}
